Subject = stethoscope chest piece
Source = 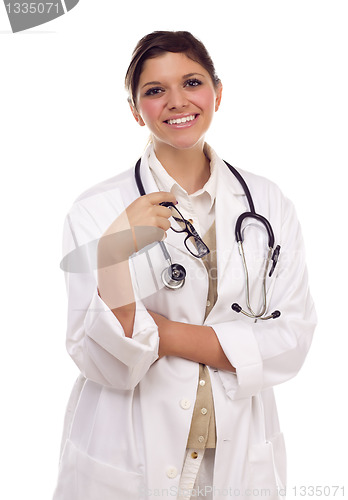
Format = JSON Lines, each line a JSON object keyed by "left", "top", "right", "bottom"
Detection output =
{"left": 161, "top": 263, "right": 186, "bottom": 290}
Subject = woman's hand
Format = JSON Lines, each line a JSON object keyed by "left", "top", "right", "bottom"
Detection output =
{"left": 98, "top": 191, "right": 177, "bottom": 268}
{"left": 125, "top": 191, "right": 177, "bottom": 234}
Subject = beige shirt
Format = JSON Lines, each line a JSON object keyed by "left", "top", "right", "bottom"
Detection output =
{"left": 148, "top": 144, "right": 218, "bottom": 449}
{"left": 186, "top": 220, "right": 218, "bottom": 449}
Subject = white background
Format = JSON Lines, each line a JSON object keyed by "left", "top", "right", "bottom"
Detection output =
{"left": 1, "top": 1, "right": 347, "bottom": 498}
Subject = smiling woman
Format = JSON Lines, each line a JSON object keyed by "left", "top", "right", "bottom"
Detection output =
{"left": 53, "top": 30, "right": 316, "bottom": 500}
{"left": 131, "top": 52, "right": 222, "bottom": 170}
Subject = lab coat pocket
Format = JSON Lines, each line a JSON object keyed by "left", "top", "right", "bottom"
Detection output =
{"left": 53, "top": 439, "right": 144, "bottom": 500}
{"left": 247, "top": 432, "right": 286, "bottom": 500}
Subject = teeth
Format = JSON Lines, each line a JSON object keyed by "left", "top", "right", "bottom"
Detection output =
{"left": 167, "top": 114, "right": 196, "bottom": 125}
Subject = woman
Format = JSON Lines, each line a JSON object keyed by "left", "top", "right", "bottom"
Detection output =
{"left": 53, "top": 31, "right": 316, "bottom": 500}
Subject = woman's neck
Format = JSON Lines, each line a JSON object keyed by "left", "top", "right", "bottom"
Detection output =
{"left": 153, "top": 140, "right": 210, "bottom": 195}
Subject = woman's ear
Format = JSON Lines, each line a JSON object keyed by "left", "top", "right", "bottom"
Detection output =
{"left": 128, "top": 100, "right": 146, "bottom": 127}
{"left": 215, "top": 82, "right": 223, "bottom": 112}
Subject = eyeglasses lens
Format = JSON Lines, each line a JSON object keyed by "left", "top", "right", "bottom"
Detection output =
{"left": 167, "top": 206, "right": 209, "bottom": 258}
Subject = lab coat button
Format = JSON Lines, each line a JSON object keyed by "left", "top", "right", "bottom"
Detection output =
{"left": 180, "top": 399, "right": 191, "bottom": 410}
{"left": 166, "top": 466, "right": 178, "bottom": 479}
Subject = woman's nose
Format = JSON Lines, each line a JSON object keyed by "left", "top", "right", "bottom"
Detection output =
{"left": 167, "top": 88, "right": 189, "bottom": 110}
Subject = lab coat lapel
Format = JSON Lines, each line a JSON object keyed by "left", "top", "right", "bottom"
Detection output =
{"left": 215, "top": 159, "right": 248, "bottom": 294}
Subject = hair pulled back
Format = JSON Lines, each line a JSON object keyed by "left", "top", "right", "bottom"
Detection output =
{"left": 125, "top": 31, "right": 220, "bottom": 108}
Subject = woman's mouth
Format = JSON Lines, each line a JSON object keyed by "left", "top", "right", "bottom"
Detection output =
{"left": 164, "top": 114, "right": 199, "bottom": 128}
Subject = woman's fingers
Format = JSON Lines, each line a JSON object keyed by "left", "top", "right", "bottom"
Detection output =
{"left": 144, "top": 191, "right": 177, "bottom": 206}
{"left": 126, "top": 191, "right": 177, "bottom": 230}
{"left": 99, "top": 191, "right": 177, "bottom": 264}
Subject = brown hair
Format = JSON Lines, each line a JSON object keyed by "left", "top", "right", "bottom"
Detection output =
{"left": 125, "top": 31, "right": 221, "bottom": 108}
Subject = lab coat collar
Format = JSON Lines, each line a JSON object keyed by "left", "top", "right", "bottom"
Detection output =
{"left": 138, "top": 142, "right": 246, "bottom": 197}
{"left": 147, "top": 143, "right": 218, "bottom": 213}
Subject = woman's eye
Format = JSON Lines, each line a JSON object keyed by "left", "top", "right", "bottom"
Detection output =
{"left": 185, "top": 78, "right": 202, "bottom": 88}
{"left": 144, "top": 87, "right": 164, "bottom": 96}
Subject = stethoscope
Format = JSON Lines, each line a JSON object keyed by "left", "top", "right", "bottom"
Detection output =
{"left": 134, "top": 158, "right": 281, "bottom": 320}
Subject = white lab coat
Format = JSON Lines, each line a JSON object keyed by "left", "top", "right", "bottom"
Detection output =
{"left": 53, "top": 145, "right": 316, "bottom": 500}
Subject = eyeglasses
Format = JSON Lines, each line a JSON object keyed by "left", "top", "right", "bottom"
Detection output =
{"left": 160, "top": 202, "right": 210, "bottom": 258}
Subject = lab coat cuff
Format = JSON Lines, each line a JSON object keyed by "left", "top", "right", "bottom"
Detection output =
{"left": 209, "top": 321, "right": 263, "bottom": 399}
{"left": 85, "top": 289, "right": 159, "bottom": 369}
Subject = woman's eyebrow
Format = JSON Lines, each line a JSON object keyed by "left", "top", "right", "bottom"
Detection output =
{"left": 182, "top": 72, "right": 205, "bottom": 79}
{"left": 141, "top": 81, "right": 162, "bottom": 89}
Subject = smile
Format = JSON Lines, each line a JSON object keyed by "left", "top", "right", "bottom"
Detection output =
{"left": 165, "top": 114, "right": 198, "bottom": 126}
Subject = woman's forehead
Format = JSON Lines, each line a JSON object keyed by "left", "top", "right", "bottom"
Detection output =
{"left": 139, "top": 52, "right": 209, "bottom": 83}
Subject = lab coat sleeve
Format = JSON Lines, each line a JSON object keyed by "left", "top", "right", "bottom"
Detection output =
{"left": 62, "top": 206, "right": 160, "bottom": 391}
{"left": 208, "top": 196, "right": 317, "bottom": 400}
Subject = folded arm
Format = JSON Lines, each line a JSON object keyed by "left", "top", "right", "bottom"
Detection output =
{"left": 148, "top": 311, "right": 236, "bottom": 372}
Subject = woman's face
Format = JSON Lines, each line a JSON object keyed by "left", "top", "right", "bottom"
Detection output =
{"left": 133, "top": 52, "right": 222, "bottom": 153}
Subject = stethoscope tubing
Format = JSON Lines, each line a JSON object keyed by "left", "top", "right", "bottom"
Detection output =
{"left": 135, "top": 158, "right": 146, "bottom": 196}
{"left": 235, "top": 212, "right": 275, "bottom": 249}
{"left": 238, "top": 243, "right": 273, "bottom": 319}
{"left": 134, "top": 157, "right": 281, "bottom": 319}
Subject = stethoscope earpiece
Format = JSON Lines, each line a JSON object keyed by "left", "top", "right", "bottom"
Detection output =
{"left": 232, "top": 303, "right": 281, "bottom": 320}
{"left": 231, "top": 303, "right": 242, "bottom": 313}
{"left": 161, "top": 263, "right": 186, "bottom": 290}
